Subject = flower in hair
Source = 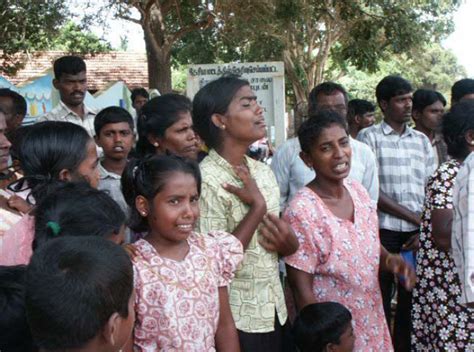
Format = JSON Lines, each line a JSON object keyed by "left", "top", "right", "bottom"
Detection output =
{"left": 133, "top": 165, "right": 139, "bottom": 179}
{"left": 46, "top": 221, "right": 61, "bottom": 236}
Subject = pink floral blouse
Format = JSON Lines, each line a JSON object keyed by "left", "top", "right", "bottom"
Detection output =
{"left": 284, "top": 180, "right": 393, "bottom": 352}
{"left": 0, "top": 214, "right": 34, "bottom": 265}
{"left": 132, "top": 231, "right": 243, "bottom": 352}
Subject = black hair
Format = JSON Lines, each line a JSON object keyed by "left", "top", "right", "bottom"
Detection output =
{"left": 298, "top": 110, "right": 348, "bottom": 154}
{"left": 12, "top": 121, "right": 92, "bottom": 202}
{"left": 0, "top": 265, "right": 35, "bottom": 352}
{"left": 293, "top": 302, "right": 353, "bottom": 352}
{"left": 122, "top": 154, "right": 201, "bottom": 232}
{"left": 25, "top": 236, "right": 133, "bottom": 350}
{"left": 131, "top": 88, "right": 149, "bottom": 103}
{"left": 53, "top": 55, "right": 86, "bottom": 80}
{"left": 451, "top": 78, "right": 474, "bottom": 104}
{"left": 412, "top": 89, "right": 446, "bottom": 113}
{"left": 192, "top": 75, "right": 249, "bottom": 149}
{"left": 308, "top": 82, "right": 348, "bottom": 115}
{"left": 375, "top": 75, "right": 412, "bottom": 110}
{"left": 136, "top": 94, "right": 192, "bottom": 156}
{"left": 347, "top": 99, "right": 375, "bottom": 124}
{"left": 442, "top": 100, "right": 474, "bottom": 159}
{"left": 33, "top": 182, "right": 125, "bottom": 250}
{"left": 94, "top": 106, "right": 134, "bottom": 137}
{"left": 9, "top": 125, "right": 31, "bottom": 162}
{"left": 0, "top": 88, "right": 27, "bottom": 116}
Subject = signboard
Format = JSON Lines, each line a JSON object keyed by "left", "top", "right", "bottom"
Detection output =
{"left": 187, "top": 62, "right": 286, "bottom": 146}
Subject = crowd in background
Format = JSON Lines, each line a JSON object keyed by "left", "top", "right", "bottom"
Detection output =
{"left": 0, "top": 55, "right": 473, "bottom": 352}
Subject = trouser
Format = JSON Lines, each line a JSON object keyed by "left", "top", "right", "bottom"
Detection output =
{"left": 379, "top": 229, "right": 417, "bottom": 352}
{"left": 238, "top": 313, "right": 295, "bottom": 352}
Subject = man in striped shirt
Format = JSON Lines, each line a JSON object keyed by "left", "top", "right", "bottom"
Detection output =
{"left": 358, "top": 75, "right": 435, "bottom": 351}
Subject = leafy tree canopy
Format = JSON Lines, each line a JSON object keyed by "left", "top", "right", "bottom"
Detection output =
{"left": 175, "top": 0, "right": 460, "bottom": 106}
{"left": 0, "top": 0, "right": 67, "bottom": 74}
{"left": 335, "top": 44, "right": 466, "bottom": 105}
{"left": 47, "top": 21, "right": 112, "bottom": 54}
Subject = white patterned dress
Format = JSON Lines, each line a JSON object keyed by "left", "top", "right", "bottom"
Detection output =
{"left": 132, "top": 231, "right": 243, "bottom": 351}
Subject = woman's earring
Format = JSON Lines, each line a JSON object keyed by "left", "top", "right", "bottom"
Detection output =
{"left": 471, "top": 141, "right": 474, "bottom": 145}
{"left": 141, "top": 212, "right": 147, "bottom": 216}
{"left": 153, "top": 142, "right": 159, "bottom": 147}
{"left": 221, "top": 125, "right": 226, "bottom": 130}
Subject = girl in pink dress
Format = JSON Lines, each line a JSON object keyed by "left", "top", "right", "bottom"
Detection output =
{"left": 284, "top": 111, "right": 416, "bottom": 352}
{"left": 121, "top": 155, "right": 243, "bottom": 352}
{"left": 0, "top": 121, "right": 100, "bottom": 265}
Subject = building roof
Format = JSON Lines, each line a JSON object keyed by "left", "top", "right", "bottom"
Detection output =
{"left": 2, "top": 51, "right": 148, "bottom": 91}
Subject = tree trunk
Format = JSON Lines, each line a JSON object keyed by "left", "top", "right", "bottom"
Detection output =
{"left": 144, "top": 32, "right": 172, "bottom": 93}
{"left": 146, "top": 49, "right": 172, "bottom": 93}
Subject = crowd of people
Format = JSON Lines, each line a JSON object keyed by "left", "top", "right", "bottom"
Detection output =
{"left": 0, "top": 54, "right": 473, "bottom": 352}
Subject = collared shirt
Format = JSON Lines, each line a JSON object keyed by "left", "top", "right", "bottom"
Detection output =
{"left": 452, "top": 152, "right": 474, "bottom": 305}
{"left": 271, "top": 136, "right": 379, "bottom": 211}
{"left": 357, "top": 121, "right": 435, "bottom": 232}
{"left": 37, "top": 101, "right": 97, "bottom": 137}
{"left": 98, "top": 162, "right": 128, "bottom": 215}
{"left": 197, "top": 149, "right": 288, "bottom": 333}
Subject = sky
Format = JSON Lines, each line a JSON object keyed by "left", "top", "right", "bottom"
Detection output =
{"left": 443, "top": 0, "right": 474, "bottom": 76}
{"left": 92, "top": 1, "right": 474, "bottom": 77}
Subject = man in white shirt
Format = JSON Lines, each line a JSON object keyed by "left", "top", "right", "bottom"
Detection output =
{"left": 271, "top": 82, "right": 379, "bottom": 211}
{"left": 37, "top": 55, "right": 96, "bottom": 137}
{"left": 452, "top": 151, "right": 474, "bottom": 308}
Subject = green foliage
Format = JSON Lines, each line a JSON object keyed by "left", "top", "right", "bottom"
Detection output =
{"left": 171, "top": 64, "right": 187, "bottom": 92}
{"left": 0, "top": 0, "right": 67, "bottom": 74}
{"left": 173, "top": 0, "right": 460, "bottom": 105}
{"left": 331, "top": 1, "right": 457, "bottom": 73}
{"left": 334, "top": 44, "right": 466, "bottom": 104}
{"left": 103, "top": 0, "right": 216, "bottom": 92}
{"left": 48, "top": 21, "right": 112, "bottom": 54}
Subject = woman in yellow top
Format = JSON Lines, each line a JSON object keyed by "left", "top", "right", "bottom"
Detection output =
{"left": 193, "top": 75, "right": 298, "bottom": 351}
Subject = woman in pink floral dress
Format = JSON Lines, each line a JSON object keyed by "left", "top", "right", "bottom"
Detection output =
{"left": 284, "top": 111, "right": 415, "bottom": 352}
{"left": 122, "top": 155, "right": 243, "bottom": 351}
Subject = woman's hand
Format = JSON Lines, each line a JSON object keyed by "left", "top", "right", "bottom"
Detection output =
{"left": 386, "top": 253, "right": 417, "bottom": 291}
{"left": 402, "top": 234, "right": 419, "bottom": 252}
{"left": 222, "top": 165, "right": 266, "bottom": 213}
{"left": 7, "top": 195, "right": 32, "bottom": 214}
{"left": 259, "top": 213, "right": 299, "bottom": 256}
{"left": 123, "top": 244, "right": 139, "bottom": 259}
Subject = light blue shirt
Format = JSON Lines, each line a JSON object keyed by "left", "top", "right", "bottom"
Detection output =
{"left": 271, "top": 136, "right": 379, "bottom": 211}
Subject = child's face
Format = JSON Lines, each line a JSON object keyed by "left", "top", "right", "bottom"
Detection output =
{"left": 329, "top": 322, "right": 355, "bottom": 352}
{"left": 74, "top": 140, "right": 100, "bottom": 188}
{"left": 96, "top": 122, "right": 134, "bottom": 162}
{"left": 145, "top": 172, "right": 199, "bottom": 243}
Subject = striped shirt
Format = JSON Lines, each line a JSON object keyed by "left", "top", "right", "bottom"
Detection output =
{"left": 357, "top": 121, "right": 435, "bottom": 232}
{"left": 37, "top": 101, "right": 96, "bottom": 137}
{"left": 452, "top": 152, "right": 474, "bottom": 305}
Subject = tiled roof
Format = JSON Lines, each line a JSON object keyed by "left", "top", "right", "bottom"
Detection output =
{"left": 1, "top": 51, "right": 148, "bottom": 91}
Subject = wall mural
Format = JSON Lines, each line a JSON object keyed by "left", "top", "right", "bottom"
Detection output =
{"left": 0, "top": 71, "right": 134, "bottom": 125}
